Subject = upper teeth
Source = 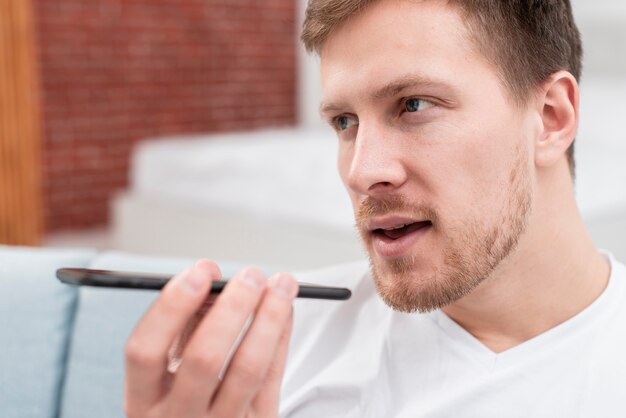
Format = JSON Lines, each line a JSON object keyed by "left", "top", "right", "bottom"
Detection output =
{"left": 388, "top": 223, "right": 409, "bottom": 230}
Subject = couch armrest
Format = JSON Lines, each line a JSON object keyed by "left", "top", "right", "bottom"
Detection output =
{"left": 0, "top": 245, "right": 97, "bottom": 418}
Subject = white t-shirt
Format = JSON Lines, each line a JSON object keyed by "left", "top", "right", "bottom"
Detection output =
{"left": 280, "top": 254, "right": 626, "bottom": 417}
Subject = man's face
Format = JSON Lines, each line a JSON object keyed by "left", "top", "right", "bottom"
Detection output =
{"left": 320, "top": 0, "right": 537, "bottom": 312}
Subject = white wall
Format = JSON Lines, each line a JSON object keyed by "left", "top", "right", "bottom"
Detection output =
{"left": 573, "top": 0, "right": 626, "bottom": 78}
{"left": 572, "top": 0, "right": 626, "bottom": 18}
{"left": 297, "top": 0, "right": 325, "bottom": 128}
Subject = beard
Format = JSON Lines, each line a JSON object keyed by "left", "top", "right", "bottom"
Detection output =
{"left": 356, "top": 152, "right": 532, "bottom": 313}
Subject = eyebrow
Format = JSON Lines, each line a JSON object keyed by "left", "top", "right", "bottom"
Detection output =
{"left": 319, "top": 74, "right": 452, "bottom": 117}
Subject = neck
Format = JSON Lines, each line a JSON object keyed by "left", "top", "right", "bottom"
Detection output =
{"left": 442, "top": 166, "right": 611, "bottom": 353}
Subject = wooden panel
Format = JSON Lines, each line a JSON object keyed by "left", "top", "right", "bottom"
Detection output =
{"left": 0, "top": 0, "right": 43, "bottom": 245}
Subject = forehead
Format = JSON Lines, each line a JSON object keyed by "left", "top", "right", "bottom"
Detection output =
{"left": 319, "top": 0, "right": 493, "bottom": 107}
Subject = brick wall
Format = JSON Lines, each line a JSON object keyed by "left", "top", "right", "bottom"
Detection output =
{"left": 34, "top": 0, "right": 297, "bottom": 231}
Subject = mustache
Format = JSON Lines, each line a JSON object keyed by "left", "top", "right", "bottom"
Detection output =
{"left": 356, "top": 195, "right": 439, "bottom": 228}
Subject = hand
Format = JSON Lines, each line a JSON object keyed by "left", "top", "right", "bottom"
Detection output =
{"left": 124, "top": 259, "right": 299, "bottom": 418}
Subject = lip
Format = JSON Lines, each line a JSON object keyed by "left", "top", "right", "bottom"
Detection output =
{"left": 367, "top": 216, "right": 429, "bottom": 232}
{"left": 368, "top": 218, "right": 432, "bottom": 259}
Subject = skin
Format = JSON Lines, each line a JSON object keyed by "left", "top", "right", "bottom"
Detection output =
{"left": 124, "top": 0, "right": 611, "bottom": 415}
{"left": 124, "top": 260, "right": 299, "bottom": 418}
{"left": 320, "top": 0, "right": 609, "bottom": 352}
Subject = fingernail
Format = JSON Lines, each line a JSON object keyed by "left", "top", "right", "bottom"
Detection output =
{"left": 182, "top": 261, "right": 208, "bottom": 293}
{"left": 269, "top": 273, "right": 298, "bottom": 299}
{"left": 239, "top": 268, "right": 266, "bottom": 289}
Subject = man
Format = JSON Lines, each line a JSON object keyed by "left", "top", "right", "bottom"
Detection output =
{"left": 124, "top": 0, "right": 626, "bottom": 417}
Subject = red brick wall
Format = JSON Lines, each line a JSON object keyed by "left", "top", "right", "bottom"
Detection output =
{"left": 34, "top": 0, "right": 296, "bottom": 231}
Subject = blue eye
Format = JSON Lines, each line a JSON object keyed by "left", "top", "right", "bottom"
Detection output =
{"left": 334, "top": 115, "right": 358, "bottom": 131}
{"left": 404, "top": 98, "right": 434, "bottom": 113}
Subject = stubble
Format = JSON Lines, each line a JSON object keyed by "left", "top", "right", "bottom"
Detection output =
{"left": 357, "top": 150, "right": 532, "bottom": 313}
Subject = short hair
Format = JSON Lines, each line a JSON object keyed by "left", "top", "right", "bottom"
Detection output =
{"left": 301, "top": 0, "right": 583, "bottom": 175}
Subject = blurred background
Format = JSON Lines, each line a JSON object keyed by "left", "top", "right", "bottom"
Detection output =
{"left": 1, "top": 0, "right": 625, "bottom": 269}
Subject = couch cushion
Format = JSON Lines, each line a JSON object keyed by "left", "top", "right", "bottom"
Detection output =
{"left": 0, "top": 245, "right": 96, "bottom": 418}
{"left": 59, "top": 251, "right": 249, "bottom": 418}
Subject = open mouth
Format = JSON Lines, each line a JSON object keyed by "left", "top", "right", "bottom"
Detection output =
{"left": 372, "top": 220, "right": 432, "bottom": 240}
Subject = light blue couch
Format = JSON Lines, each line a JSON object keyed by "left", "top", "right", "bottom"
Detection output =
{"left": 0, "top": 245, "right": 260, "bottom": 418}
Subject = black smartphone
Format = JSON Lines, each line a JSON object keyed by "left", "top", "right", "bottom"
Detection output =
{"left": 56, "top": 268, "right": 351, "bottom": 301}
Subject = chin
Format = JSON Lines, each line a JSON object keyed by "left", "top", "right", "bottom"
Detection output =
{"left": 369, "top": 254, "right": 474, "bottom": 313}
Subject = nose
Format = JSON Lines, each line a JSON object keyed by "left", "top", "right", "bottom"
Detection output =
{"left": 342, "top": 121, "right": 408, "bottom": 196}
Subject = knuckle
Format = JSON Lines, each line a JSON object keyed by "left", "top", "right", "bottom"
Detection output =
{"left": 184, "top": 351, "right": 224, "bottom": 376}
{"left": 125, "top": 339, "right": 161, "bottom": 368}
{"left": 158, "top": 290, "right": 190, "bottom": 312}
{"left": 218, "top": 292, "right": 260, "bottom": 320}
{"left": 232, "top": 358, "right": 265, "bottom": 386}
{"left": 262, "top": 299, "right": 290, "bottom": 324}
{"left": 219, "top": 294, "right": 244, "bottom": 314}
{"left": 124, "top": 401, "right": 142, "bottom": 418}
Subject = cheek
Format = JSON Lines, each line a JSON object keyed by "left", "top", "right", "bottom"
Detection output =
{"left": 428, "top": 124, "right": 522, "bottom": 218}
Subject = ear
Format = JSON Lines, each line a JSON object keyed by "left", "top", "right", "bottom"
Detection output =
{"left": 534, "top": 71, "right": 579, "bottom": 168}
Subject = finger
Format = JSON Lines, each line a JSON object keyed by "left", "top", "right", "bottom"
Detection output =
{"left": 167, "top": 295, "right": 217, "bottom": 373}
{"left": 124, "top": 259, "right": 220, "bottom": 414}
{"left": 250, "top": 306, "right": 294, "bottom": 415}
{"left": 210, "top": 272, "right": 298, "bottom": 418}
{"left": 167, "top": 267, "right": 269, "bottom": 416}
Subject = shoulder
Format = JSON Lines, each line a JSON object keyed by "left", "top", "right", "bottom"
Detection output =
{"left": 581, "top": 255, "right": 626, "bottom": 413}
{"left": 588, "top": 253, "right": 626, "bottom": 360}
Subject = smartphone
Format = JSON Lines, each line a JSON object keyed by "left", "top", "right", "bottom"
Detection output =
{"left": 56, "top": 268, "right": 351, "bottom": 300}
